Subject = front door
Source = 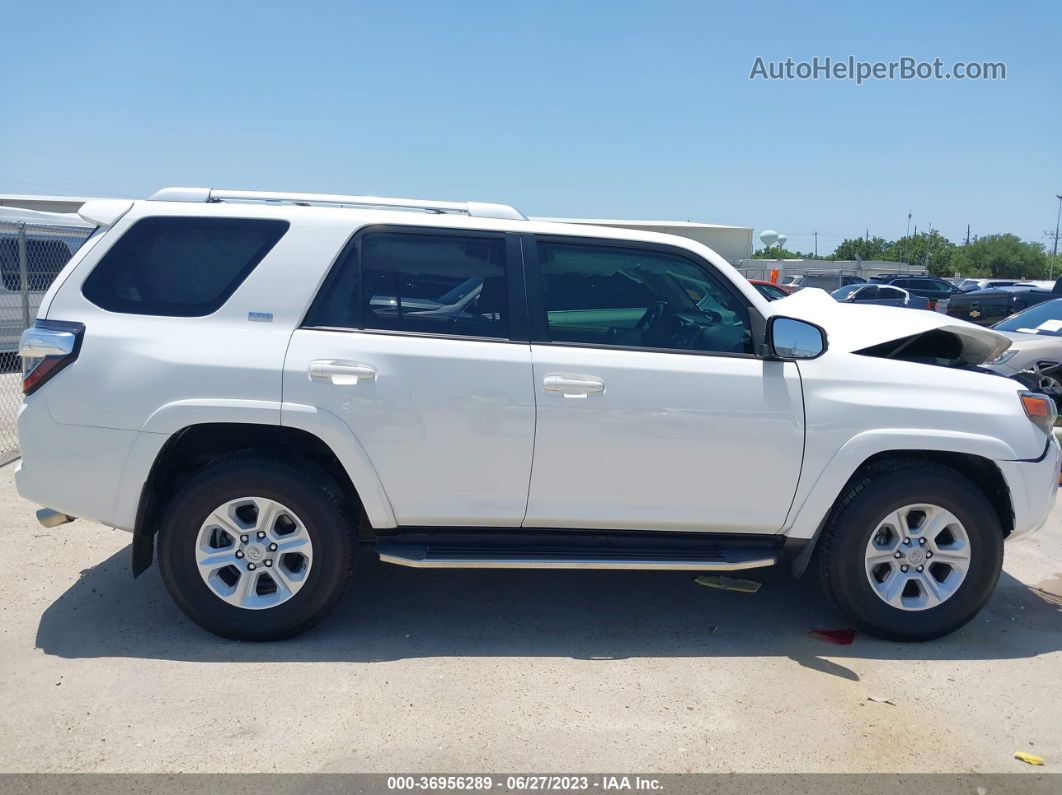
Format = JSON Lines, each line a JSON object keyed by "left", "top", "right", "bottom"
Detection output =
{"left": 522, "top": 237, "right": 804, "bottom": 533}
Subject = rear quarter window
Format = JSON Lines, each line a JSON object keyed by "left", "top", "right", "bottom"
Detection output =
{"left": 82, "top": 216, "right": 288, "bottom": 316}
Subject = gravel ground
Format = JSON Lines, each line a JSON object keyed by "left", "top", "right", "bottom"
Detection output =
{"left": 0, "top": 460, "right": 1059, "bottom": 774}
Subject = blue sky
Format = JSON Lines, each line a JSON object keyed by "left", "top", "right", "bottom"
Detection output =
{"left": 2, "top": 0, "right": 1059, "bottom": 254}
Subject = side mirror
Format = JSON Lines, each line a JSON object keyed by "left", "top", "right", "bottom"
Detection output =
{"left": 767, "top": 316, "right": 827, "bottom": 360}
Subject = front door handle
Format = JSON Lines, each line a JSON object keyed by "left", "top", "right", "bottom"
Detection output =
{"left": 543, "top": 374, "right": 605, "bottom": 398}
{"left": 309, "top": 360, "right": 377, "bottom": 385}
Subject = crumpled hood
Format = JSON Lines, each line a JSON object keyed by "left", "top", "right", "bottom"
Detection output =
{"left": 771, "top": 288, "right": 1012, "bottom": 364}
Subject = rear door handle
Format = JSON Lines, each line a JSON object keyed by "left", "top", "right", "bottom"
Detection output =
{"left": 543, "top": 374, "right": 605, "bottom": 398}
{"left": 309, "top": 360, "right": 377, "bottom": 385}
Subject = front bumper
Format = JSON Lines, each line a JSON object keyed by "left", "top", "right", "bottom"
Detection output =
{"left": 998, "top": 436, "right": 1061, "bottom": 542}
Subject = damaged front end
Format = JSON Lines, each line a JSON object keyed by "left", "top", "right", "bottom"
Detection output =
{"left": 773, "top": 288, "right": 1012, "bottom": 368}
{"left": 855, "top": 328, "right": 1009, "bottom": 369}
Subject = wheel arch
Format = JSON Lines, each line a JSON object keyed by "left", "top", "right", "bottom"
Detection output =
{"left": 131, "top": 421, "right": 392, "bottom": 577}
{"left": 786, "top": 446, "right": 1014, "bottom": 578}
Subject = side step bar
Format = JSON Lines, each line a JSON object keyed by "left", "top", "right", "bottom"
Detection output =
{"left": 376, "top": 530, "right": 779, "bottom": 572}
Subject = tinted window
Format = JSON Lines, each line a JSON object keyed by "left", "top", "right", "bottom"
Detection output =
{"left": 878, "top": 287, "right": 906, "bottom": 300}
{"left": 537, "top": 241, "right": 752, "bottom": 354}
{"left": 306, "top": 231, "right": 509, "bottom": 339}
{"left": 82, "top": 217, "right": 288, "bottom": 316}
{"left": 852, "top": 286, "right": 879, "bottom": 301}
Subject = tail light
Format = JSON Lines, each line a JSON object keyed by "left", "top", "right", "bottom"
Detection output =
{"left": 928, "top": 300, "right": 937, "bottom": 310}
{"left": 1019, "top": 391, "right": 1057, "bottom": 434}
{"left": 19, "top": 320, "right": 85, "bottom": 395}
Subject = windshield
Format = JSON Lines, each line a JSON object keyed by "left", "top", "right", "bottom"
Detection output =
{"left": 994, "top": 299, "right": 1062, "bottom": 336}
{"left": 831, "top": 286, "right": 859, "bottom": 301}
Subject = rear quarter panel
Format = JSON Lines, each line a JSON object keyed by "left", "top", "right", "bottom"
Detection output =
{"left": 41, "top": 204, "right": 351, "bottom": 431}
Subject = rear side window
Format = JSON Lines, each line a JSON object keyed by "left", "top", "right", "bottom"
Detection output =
{"left": 82, "top": 217, "right": 288, "bottom": 316}
{"left": 305, "top": 230, "right": 509, "bottom": 339}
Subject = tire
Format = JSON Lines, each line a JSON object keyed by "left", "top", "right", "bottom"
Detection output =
{"left": 158, "top": 456, "right": 355, "bottom": 640}
{"left": 818, "top": 462, "right": 1004, "bottom": 642}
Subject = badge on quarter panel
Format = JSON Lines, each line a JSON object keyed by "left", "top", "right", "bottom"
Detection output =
{"left": 248, "top": 311, "right": 273, "bottom": 322}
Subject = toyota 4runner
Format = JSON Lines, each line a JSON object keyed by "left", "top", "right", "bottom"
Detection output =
{"left": 16, "top": 187, "right": 1060, "bottom": 641}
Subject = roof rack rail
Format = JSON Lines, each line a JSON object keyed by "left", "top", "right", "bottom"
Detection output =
{"left": 147, "top": 187, "right": 527, "bottom": 221}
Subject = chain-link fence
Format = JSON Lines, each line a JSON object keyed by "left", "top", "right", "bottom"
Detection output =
{"left": 1, "top": 220, "right": 94, "bottom": 464}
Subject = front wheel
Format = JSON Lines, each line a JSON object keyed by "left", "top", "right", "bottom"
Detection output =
{"left": 158, "top": 457, "right": 355, "bottom": 640}
{"left": 819, "top": 463, "right": 1004, "bottom": 641}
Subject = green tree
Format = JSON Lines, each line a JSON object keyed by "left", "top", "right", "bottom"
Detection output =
{"left": 831, "top": 237, "right": 889, "bottom": 261}
{"left": 883, "top": 231, "right": 957, "bottom": 276}
{"left": 950, "top": 234, "right": 1047, "bottom": 278}
{"left": 754, "top": 246, "right": 814, "bottom": 259}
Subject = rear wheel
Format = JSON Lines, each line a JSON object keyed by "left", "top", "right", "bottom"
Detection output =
{"left": 158, "top": 457, "right": 354, "bottom": 640}
{"left": 819, "top": 463, "right": 1003, "bottom": 641}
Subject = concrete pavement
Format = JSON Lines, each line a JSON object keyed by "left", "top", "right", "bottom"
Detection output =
{"left": 0, "top": 461, "right": 1059, "bottom": 773}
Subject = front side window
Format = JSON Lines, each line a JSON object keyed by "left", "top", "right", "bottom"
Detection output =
{"left": 82, "top": 217, "right": 288, "bottom": 316}
{"left": 305, "top": 231, "right": 509, "bottom": 339}
{"left": 852, "top": 286, "right": 880, "bottom": 301}
{"left": 536, "top": 241, "right": 752, "bottom": 354}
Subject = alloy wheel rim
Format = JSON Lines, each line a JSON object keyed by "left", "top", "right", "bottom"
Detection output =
{"left": 864, "top": 503, "right": 971, "bottom": 611}
{"left": 195, "top": 497, "right": 313, "bottom": 610}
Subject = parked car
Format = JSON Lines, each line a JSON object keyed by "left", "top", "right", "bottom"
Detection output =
{"left": 983, "top": 299, "right": 1062, "bottom": 407}
{"left": 17, "top": 187, "right": 1060, "bottom": 643}
{"left": 830, "top": 284, "right": 931, "bottom": 309}
{"left": 958, "top": 278, "right": 1023, "bottom": 293}
{"left": 782, "top": 273, "right": 865, "bottom": 291}
{"left": 946, "top": 284, "right": 1062, "bottom": 326}
{"left": 877, "top": 276, "right": 963, "bottom": 310}
{"left": 748, "top": 279, "right": 792, "bottom": 301}
{"left": 869, "top": 272, "right": 924, "bottom": 283}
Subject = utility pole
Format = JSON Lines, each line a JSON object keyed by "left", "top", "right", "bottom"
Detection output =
{"left": 1053, "top": 194, "right": 1062, "bottom": 281}
{"left": 813, "top": 231, "right": 818, "bottom": 258}
{"left": 965, "top": 224, "right": 970, "bottom": 246}
{"left": 905, "top": 212, "right": 912, "bottom": 264}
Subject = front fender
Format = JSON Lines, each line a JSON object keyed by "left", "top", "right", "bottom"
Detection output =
{"left": 783, "top": 428, "right": 1019, "bottom": 542}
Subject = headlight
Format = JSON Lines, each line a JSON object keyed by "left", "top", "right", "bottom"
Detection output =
{"left": 987, "top": 349, "right": 1019, "bottom": 365}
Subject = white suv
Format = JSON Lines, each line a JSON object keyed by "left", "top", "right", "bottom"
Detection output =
{"left": 16, "top": 187, "right": 1060, "bottom": 641}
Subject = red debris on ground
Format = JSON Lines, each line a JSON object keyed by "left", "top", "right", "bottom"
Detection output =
{"left": 809, "top": 628, "right": 856, "bottom": 645}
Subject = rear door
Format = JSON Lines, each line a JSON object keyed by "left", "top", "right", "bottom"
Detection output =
{"left": 521, "top": 235, "right": 805, "bottom": 534}
{"left": 283, "top": 226, "right": 536, "bottom": 527}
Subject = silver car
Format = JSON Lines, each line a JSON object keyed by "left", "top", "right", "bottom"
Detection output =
{"left": 984, "top": 298, "right": 1062, "bottom": 402}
